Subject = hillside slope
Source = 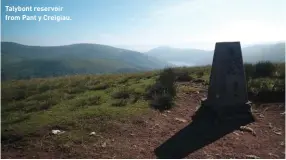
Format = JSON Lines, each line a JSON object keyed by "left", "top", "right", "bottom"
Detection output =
{"left": 1, "top": 65, "right": 285, "bottom": 158}
{"left": 242, "top": 42, "right": 285, "bottom": 63}
{"left": 1, "top": 42, "right": 169, "bottom": 80}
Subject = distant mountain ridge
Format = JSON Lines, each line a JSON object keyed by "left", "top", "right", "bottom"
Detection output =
{"left": 1, "top": 42, "right": 170, "bottom": 80}
{"left": 2, "top": 41, "right": 284, "bottom": 80}
{"left": 145, "top": 42, "right": 285, "bottom": 66}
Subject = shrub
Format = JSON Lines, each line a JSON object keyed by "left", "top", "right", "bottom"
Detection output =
{"left": 112, "top": 88, "right": 130, "bottom": 99}
{"left": 272, "top": 79, "right": 285, "bottom": 92}
{"left": 254, "top": 61, "right": 275, "bottom": 78}
{"left": 26, "top": 91, "right": 53, "bottom": 101}
{"left": 248, "top": 78, "right": 275, "bottom": 94}
{"left": 274, "top": 63, "right": 285, "bottom": 78}
{"left": 145, "top": 83, "right": 164, "bottom": 99}
{"left": 150, "top": 93, "right": 173, "bottom": 111}
{"left": 248, "top": 78, "right": 285, "bottom": 103}
{"left": 85, "top": 95, "right": 102, "bottom": 105}
{"left": 37, "top": 83, "right": 51, "bottom": 93}
{"left": 146, "top": 68, "right": 176, "bottom": 111}
{"left": 3, "top": 101, "right": 25, "bottom": 112}
{"left": 64, "top": 87, "right": 85, "bottom": 94}
{"left": 73, "top": 95, "right": 102, "bottom": 108}
{"left": 63, "top": 93, "right": 75, "bottom": 100}
{"left": 157, "top": 68, "right": 176, "bottom": 97}
{"left": 244, "top": 63, "right": 255, "bottom": 80}
{"left": 24, "top": 100, "right": 57, "bottom": 112}
{"left": 118, "top": 77, "right": 129, "bottom": 84}
{"left": 6, "top": 115, "right": 30, "bottom": 125}
{"left": 131, "top": 95, "right": 140, "bottom": 104}
{"left": 87, "top": 83, "right": 109, "bottom": 90}
{"left": 111, "top": 99, "right": 128, "bottom": 107}
{"left": 196, "top": 71, "right": 204, "bottom": 78}
{"left": 203, "top": 79, "right": 210, "bottom": 85}
{"left": 175, "top": 70, "right": 192, "bottom": 82}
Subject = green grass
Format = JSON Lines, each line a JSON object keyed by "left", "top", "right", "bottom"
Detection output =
{"left": 1, "top": 62, "right": 284, "bottom": 145}
{"left": 1, "top": 72, "right": 156, "bottom": 144}
{"left": 173, "top": 62, "right": 285, "bottom": 102}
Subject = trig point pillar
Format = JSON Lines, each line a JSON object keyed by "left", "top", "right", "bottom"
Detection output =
{"left": 202, "top": 42, "right": 253, "bottom": 119}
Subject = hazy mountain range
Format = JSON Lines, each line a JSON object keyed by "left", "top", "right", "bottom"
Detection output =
{"left": 1, "top": 41, "right": 285, "bottom": 80}
{"left": 145, "top": 42, "right": 285, "bottom": 66}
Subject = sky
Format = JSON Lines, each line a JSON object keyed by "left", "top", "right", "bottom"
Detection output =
{"left": 1, "top": 0, "right": 286, "bottom": 52}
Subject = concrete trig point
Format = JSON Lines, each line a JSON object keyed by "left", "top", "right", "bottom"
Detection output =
{"left": 202, "top": 42, "right": 253, "bottom": 119}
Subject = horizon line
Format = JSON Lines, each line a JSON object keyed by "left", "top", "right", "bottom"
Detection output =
{"left": 1, "top": 40, "right": 285, "bottom": 52}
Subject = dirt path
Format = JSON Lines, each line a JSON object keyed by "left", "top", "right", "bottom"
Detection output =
{"left": 2, "top": 82, "right": 285, "bottom": 159}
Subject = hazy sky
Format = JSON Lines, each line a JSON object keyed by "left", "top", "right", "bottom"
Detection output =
{"left": 1, "top": 0, "right": 285, "bottom": 51}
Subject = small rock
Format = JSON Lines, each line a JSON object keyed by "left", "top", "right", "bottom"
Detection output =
{"left": 239, "top": 126, "right": 256, "bottom": 136}
{"left": 268, "top": 123, "right": 273, "bottom": 129}
{"left": 101, "top": 142, "right": 107, "bottom": 148}
{"left": 280, "top": 141, "right": 284, "bottom": 146}
{"left": 280, "top": 112, "right": 285, "bottom": 115}
{"left": 175, "top": 118, "right": 187, "bottom": 123}
{"left": 52, "top": 130, "right": 65, "bottom": 135}
{"left": 273, "top": 131, "right": 282, "bottom": 135}
{"left": 272, "top": 127, "right": 282, "bottom": 133}
{"left": 251, "top": 109, "right": 259, "bottom": 113}
{"left": 166, "top": 110, "right": 171, "bottom": 113}
{"left": 268, "top": 153, "right": 279, "bottom": 158}
{"left": 161, "top": 114, "right": 167, "bottom": 117}
{"left": 89, "top": 132, "right": 96, "bottom": 136}
{"left": 201, "top": 97, "right": 207, "bottom": 101}
{"left": 259, "top": 114, "right": 264, "bottom": 118}
{"left": 245, "top": 155, "right": 260, "bottom": 159}
{"left": 233, "top": 132, "right": 240, "bottom": 136}
{"left": 130, "top": 133, "right": 135, "bottom": 136}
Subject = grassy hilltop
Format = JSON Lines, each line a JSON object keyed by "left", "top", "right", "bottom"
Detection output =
{"left": 1, "top": 62, "right": 285, "bottom": 158}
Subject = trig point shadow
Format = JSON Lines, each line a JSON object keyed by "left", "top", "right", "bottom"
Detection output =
{"left": 154, "top": 42, "right": 255, "bottom": 158}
